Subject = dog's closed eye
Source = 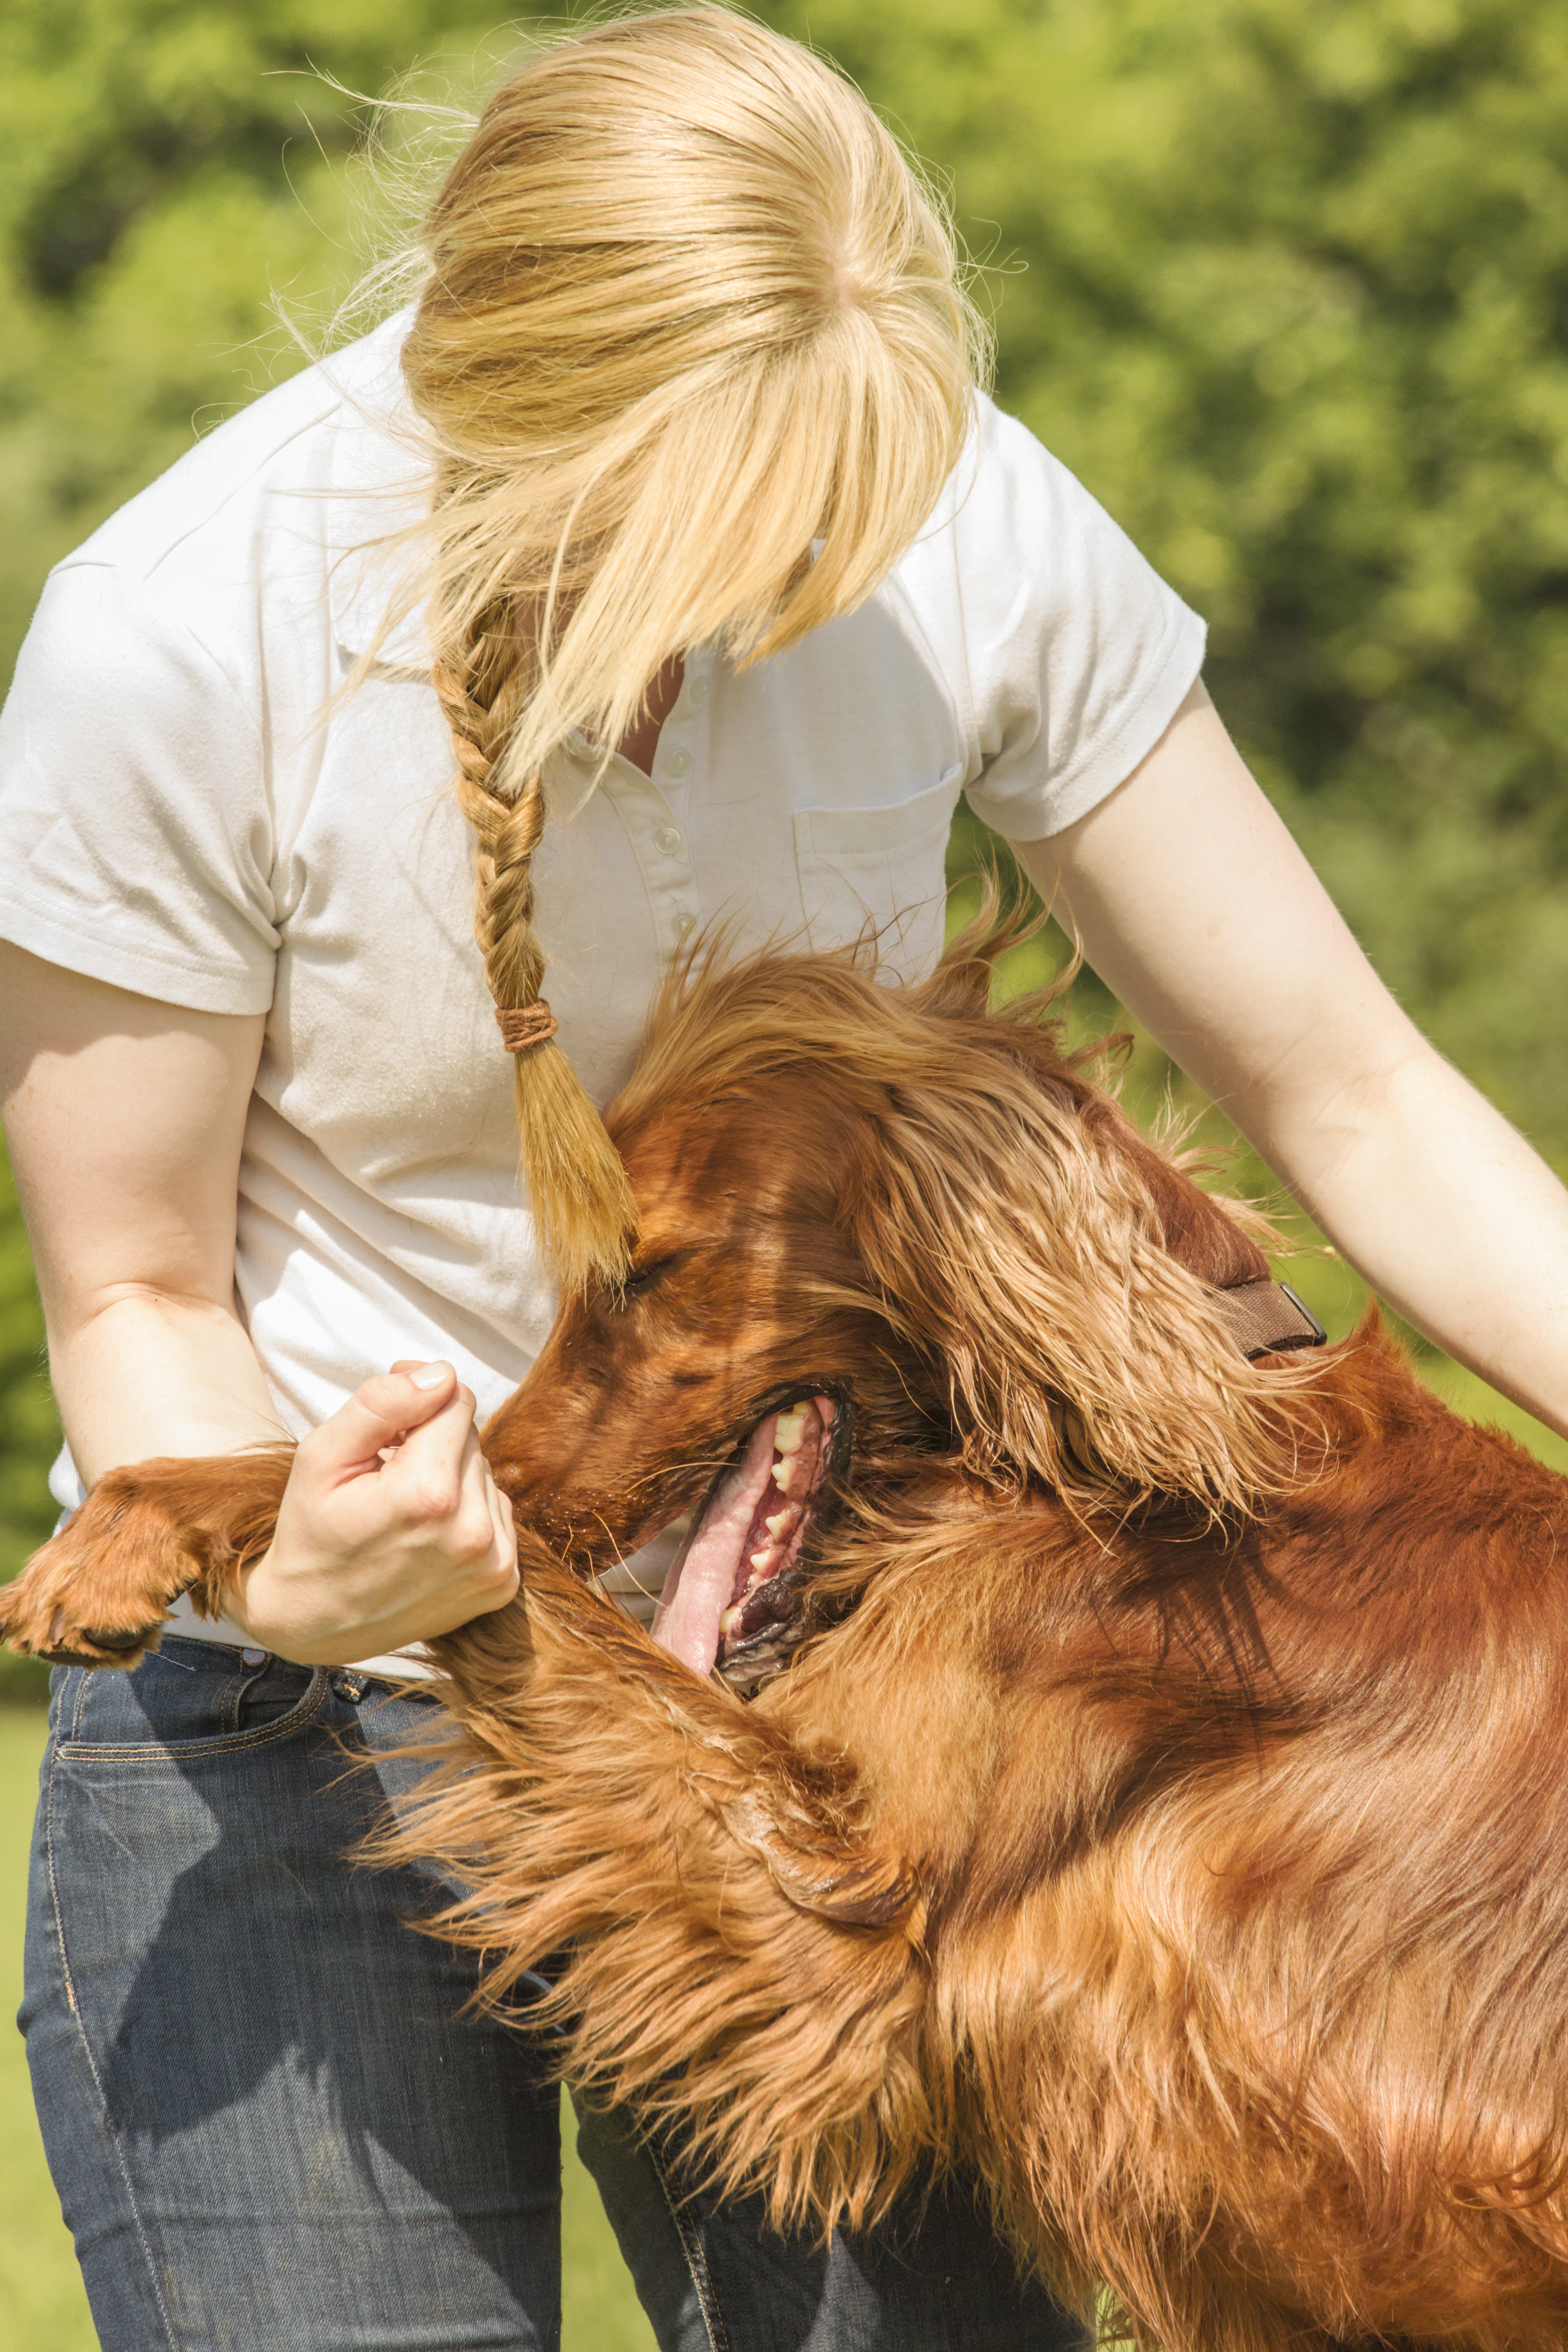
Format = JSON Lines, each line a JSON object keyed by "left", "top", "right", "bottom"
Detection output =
{"left": 619, "top": 1253, "right": 686, "bottom": 1303}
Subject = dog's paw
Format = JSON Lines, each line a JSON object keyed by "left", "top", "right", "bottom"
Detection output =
{"left": 0, "top": 1450, "right": 292, "bottom": 1674}
{"left": 0, "top": 1476, "right": 205, "bottom": 1670}
{"left": 0, "top": 1555, "right": 171, "bottom": 1670}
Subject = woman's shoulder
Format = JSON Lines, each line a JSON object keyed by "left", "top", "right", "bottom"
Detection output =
{"left": 59, "top": 313, "right": 425, "bottom": 609}
{"left": 901, "top": 393, "right": 1167, "bottom": 629}
{"left": 880, "top": 392, "right": 1205, "bottom": 837}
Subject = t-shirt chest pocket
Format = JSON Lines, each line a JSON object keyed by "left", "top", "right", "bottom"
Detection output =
{"left": 791, "top": 766, "right": 963, "bottom": 978}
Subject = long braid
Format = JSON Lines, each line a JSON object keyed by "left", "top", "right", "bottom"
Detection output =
{"left": 432, "top": 596, "right": 636, "bottom": 1293}
{"left": 396, "top": 11, "right": 983, "bottom": 1283}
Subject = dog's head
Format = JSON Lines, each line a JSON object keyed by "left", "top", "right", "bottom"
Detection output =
{"left": 484, "top": 920, "right": 1310, "bottom": 1688}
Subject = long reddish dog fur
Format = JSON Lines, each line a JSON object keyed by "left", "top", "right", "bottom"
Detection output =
{"left": 6, "top": 924, "right": 1568, "bottom": 2351}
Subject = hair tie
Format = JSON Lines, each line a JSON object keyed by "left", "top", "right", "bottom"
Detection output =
{"left": 495, "top": 1000, "right": 559, "bottom": 1053}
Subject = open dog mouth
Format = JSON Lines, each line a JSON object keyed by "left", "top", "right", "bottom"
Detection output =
{"left": 650, "top": 1394, "right": 847, "bottom": 1694}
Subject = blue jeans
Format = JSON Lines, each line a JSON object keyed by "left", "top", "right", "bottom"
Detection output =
{"left": 21, "top": 1636, "right": 1090, "bottom": 2351}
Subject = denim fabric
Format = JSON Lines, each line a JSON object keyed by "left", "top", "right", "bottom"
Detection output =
{"left": 22, "top": 1638, "right": 563, "bottom": 2352}
{"left": 23, "top": 1635, "right": 1092, "bottom": 2352}
{"left": 577, "top": 2100, "right": 1093, "bottom": 2352}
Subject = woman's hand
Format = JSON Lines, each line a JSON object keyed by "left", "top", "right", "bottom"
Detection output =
{"left": 230, "top": 1361, "right": 520, "bottom": 1665}
{"left": 2, "top": 950, "right": 521, "bottom": 1660}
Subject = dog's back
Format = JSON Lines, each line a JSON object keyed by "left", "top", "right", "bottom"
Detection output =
{"left": 774, "top": 1338, "right": 1568, "bottom": 2347}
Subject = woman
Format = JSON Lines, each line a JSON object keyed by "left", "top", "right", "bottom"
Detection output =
{"left": 3, "top": 11, "right": 1567, "bottom": 2351}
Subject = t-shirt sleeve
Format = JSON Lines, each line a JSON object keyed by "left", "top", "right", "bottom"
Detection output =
{"left": 954, "top": 403, "right": 1207, "bottom": 842}
{"left": 0, "top": 560, "right": 278, "bottom": 1013}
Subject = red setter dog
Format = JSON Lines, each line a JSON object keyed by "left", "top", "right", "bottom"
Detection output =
{"left": 7, "top": 924, "right": 1568, "bottom": 2351}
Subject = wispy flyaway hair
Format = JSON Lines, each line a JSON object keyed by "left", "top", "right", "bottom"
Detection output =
{"left": 382, "top": 6, "right": 985, "bottom": 1290}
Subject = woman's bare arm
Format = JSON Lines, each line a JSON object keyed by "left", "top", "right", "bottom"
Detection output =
{"left": 0, "top": 942, "right": 518, "bottom": 1659}
{"left": 1020, "top": 682, "right": 1568, "bottom": 1438}
{"left": 0, "top": 943, "right": 279, "bottom": 1473}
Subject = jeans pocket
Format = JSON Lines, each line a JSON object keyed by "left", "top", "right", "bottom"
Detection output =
{"left": 55, "top": 1635, "right": 328, "bottom": 1762}
{"left": 233, "top": 1650, "right": 320, "bottom": 1733}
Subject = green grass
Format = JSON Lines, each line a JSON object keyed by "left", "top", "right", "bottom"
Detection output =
{"left": 0, "top": 1710, "right": 654, "bottom": 2352}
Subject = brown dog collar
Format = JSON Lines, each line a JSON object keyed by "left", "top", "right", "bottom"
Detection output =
{"left": 1216, "top": 1278, "right": 1327, "bottom": 1361}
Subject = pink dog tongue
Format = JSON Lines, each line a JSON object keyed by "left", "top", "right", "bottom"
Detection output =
{"left": 652, "top": 1414, "right": 779, "bottom": 1678}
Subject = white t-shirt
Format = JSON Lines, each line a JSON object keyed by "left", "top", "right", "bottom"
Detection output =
{"left": 0, "top": 314, "right": 1204, "bottom": 1667}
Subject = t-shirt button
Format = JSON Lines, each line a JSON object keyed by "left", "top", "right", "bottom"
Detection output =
{"left": 654, "top": 824, "right": 682, "bottom": 855}
{"left": 664, "top": 748, "right": 691, "bottom": 777}
{"left": 688, "top": 676, "right": 709, "bottom": 706}
{"left": 673, "top": 911, "right": 696, "bottom": 940}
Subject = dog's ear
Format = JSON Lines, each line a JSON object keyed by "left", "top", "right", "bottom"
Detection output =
{"left": 842, "top": 1030, "right": 1308, "bottom": 1515}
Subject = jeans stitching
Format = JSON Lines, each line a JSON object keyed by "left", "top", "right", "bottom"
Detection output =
{"left": 645, "top": 2141, "right": 732, "bottom": 2352}
{"left": 54, "top": 1667, "right": 332, "bottom": 1764}
{"left": 220, "top": 1657, "right": 246, "bottom": 1735}
{"left": 42, "top": 1727, "right": 182, "bottom": 2352}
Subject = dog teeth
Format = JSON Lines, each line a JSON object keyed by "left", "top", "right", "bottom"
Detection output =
{"left": 719, "top": 1604, "right": 743, "bottom": 1635}
{"left": 773, "top": 1406, "right": 809, "bottom": 1454}
{"left": 764, "top": 1508, "right": 792, "bottom": 1537}
{"left": 750, "top": 1546, "right": 777, "bottom": 1574}
{"left": 771, "top": 1457, "right": 794, "bottom": 1494}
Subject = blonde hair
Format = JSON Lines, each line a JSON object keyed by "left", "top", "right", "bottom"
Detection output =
{"left": 389, "top": 6, "right": 985, "bottom": 1290}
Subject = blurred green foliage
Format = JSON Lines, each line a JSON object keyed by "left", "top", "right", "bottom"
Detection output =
{"left": 798, "top": 0, "right": 1568, "bottom": 1147}
{"left": 4, "top": 0, "right": 1568, "bottom": 1643}
{"left": 0, "top": 0, "right": 496, "bottom": 658}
